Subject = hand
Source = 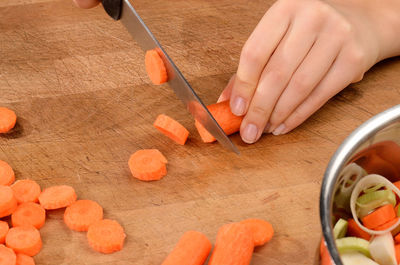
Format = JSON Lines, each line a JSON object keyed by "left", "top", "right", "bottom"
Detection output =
{"left": 73, "top": 0, "right": 100, "bottom": 9}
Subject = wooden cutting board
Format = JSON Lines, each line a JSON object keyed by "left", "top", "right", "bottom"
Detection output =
{"left": 1, "top": 0, "right": 399, "bottom": 264}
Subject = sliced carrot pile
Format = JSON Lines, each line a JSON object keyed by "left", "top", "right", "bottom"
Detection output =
{"left": 87, "top": 219, "right": 126, "bottom": 254}
{"left": 153, "top": 114, "right": 189, "bottom": 145}
{"left": 11, "top": 180, "right": 41, "bottom": 204}
{"left": 161, "top": 231, "right": 212, "bottom": 265}
{"left": 128, "top": 149, "right": 168, "bottom": 181}
{"left": 0, "top": 244, "right": 16, "bottom": 265}
{"left": 0, "top": 160, "right": 15, "bottom": 186}
{"left": 0, "top": 221, "right": 9, "bottom": 244}
{"left": 0, "top": 107, "right": 17, "bottom": 134}
{"left": 11, "top": 203, "right": 46, "bottom": 229}
{"left": 0, "top": 185, "right": 18, "bottom": 218}
{"left": 361, "top": 204, "right": 396, "bottom": 229}
{"left": 6, "top": 226, "right": 42, "bottom": 256}
{"left": 195, "top": 100, "right": 243, "bottom": 143}
{"left": 240, "top": 219, "right": 274, "bottom": 247}
{"left": 347, "top": 218, "right": 371, "bottom": 241}
{"left": 16, "top": 253, "right": 35, "bottom": 265}
{"left": 38, "top": 185, "right": 77, "bottom": 210}
{"left": 64, "top": 200, "right": 103, "bottom": 232}
{"left": 145, "top": 49, "right": 168, "bottom": 85}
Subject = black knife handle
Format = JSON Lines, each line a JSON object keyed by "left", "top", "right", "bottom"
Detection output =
{"left": 102, "top": 0, "right": 122, "bottom": 20}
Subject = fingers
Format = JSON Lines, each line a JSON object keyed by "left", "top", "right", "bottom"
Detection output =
{"left": 73, "top": 0, "right": 100, "bottom": 9}
{"left": 217, "top": 75, "right": 236, "bottom": 103}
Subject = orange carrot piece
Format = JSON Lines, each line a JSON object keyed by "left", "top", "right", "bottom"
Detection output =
{"left": 145, "top": 49, "right": 168, "bottom": 85}
{"left": 0, "top": 221, "right": 9, "bottom": 244}
{"left": 11, "top": 180, "right": 41, "bottom": 204}
{"left": 347, "top": 218, "right": 371, "bottom": 240}
{"left": 394, "top": 233, "right": 400, "bottom": 244}
{"left": 87, "top": 219, "right": 126, "bottom": 254}
{"left": 195, "top": 101, "right": 243, "bottom": 143}
{"left": 64, "top": 200, "right": 103, "bottom": 232}
{"left": 0, "top": 244, "right": 16, "bottom": 265}
{"left": 16, "top": 253, "right": 35, "bottom": 265}
{"left": 128, "top": 149, "right": 168, "bottom": 181}
{"left": 0, "top": 160, "right": 15, "bottom": 186}
{"left": 208, "top": 223, "right": 254, "bottom": 265}
{"left": 0, "top": 107, "right": 17, "bottom": 134}
{"left": 153, "top": 114, "right": 189, "bottom": 145}
{"left": 6, "top": 226, "right": 42, "bottom": 256}
{"left": 239, "top": 219, "right": 274, "bottom": 247}
{"left": 375, "top": 217, "right": 400, "bottom": 231}
{"left": 161, "top": 231, "right": 212, "bottom": 265}
{"left": 11, "top": 203, "right": 46, "bottom": 230}
{"left": 320, "top": 241, "right": 333, "bottom": 265}
{"left": 38, "top": 185, "right": 77, "bottom": 210}
{"left": 395, "top": 244, "right": 400, "bottom": 264}
{"left": 361, "top": 204, "right": 396, "bottom": 229}
{"left": 0, "top": 186, "right": 18, "bottom": 218}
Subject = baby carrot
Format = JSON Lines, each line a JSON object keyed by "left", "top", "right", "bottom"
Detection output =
{"left": 0, "top": 107, "right": 17, "bottom": 133}
{"left": 38, "top": 185, "right": 77, "bottom": 210}
{"left": 145, "top": 49, "right": 168, "bottom": 85}
{"left": 87, "top": 219, "right": 126, "bottom": 254}
{"left": 16, "top": 253, "right": 35, "bottom": 265}
{"left": 0, "top": 244, "right": 16, "bottom": 265}
{"left": 347, "top": 219, "right": 371, "bottom": 241}
{"left": 361, "top": 204, "right": 396, "bottom": 229}
{"left": 161, "top": 231, "right": 212, "bottom": 265}
{"left": 239, "top": 219, "right": 274, "bottom": 247}
{"left": 64, "top": 200, "right": 103, "bottom": 232}
{"left": 0, "top": 160, "right": 15, "bottom": 186}
{"left": 0, "top": 185, "right": 18, "bottom": 218}
{"left": 6, "top": 226, "right": 42, "bottom": 256}
{"left": 11, "top": 203, "right": 46, "bottom": 229}
{"left": 153, "top": 114, "right": 189, "bottom": 145}
{"left": 11, "top": 180, "right": 41, "bottom": 204}
{"left": 128, "top": 149, "right": 168, "bottom": 181}
{"left": 0, "top": 221, "right": 9, "bottom": 244}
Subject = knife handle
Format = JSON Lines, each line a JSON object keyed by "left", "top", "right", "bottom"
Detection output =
{"left": 102, "top": 0, "right": 122, "bottom": 20}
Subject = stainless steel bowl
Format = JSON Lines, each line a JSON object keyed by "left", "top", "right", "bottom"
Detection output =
{"left": 320, "top": 104, "right": 400, "bottom": 264}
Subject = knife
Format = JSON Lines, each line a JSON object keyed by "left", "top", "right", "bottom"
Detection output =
{"left": 101, "top": 0, "right": 239, "bottom": 154}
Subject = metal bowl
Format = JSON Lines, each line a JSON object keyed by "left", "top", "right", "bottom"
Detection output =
{"left": 320, "top": 104, "right": 400, "bottom": 264}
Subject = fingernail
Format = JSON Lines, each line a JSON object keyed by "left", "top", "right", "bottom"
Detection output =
{"left": 242, "top": 123, "right": 258, "bottom": 143}
{"left": 272, "top": 124, "right": 286, "bottom": 135}
{"left": 264, "top": 122, "right": 271, "bottom": 133}
{"left": 231, "top": 96, "right": 246, "bottom": 116}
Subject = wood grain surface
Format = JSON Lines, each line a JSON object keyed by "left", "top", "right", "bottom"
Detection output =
{"left": 1, "top": 0, "right": 399, "bottom": 264}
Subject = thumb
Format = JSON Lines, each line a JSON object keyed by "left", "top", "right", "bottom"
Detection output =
{"left": 217, "top": 74, "right": 236, "bottom": 103}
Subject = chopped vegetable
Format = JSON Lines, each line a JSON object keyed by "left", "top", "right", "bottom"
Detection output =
{"left": 333, "top": 218, "right": 348, "bottom": 239}
{"left": 16, "top": 253, "right": 35, "bottom": 265}
{"left": 369, "top": 232, "right": 397, "bottom": 265}
{"left": 375, "top": 217, "right": 400, "bottom": 231}
{"left": 395, "top": 233, "right": 400, "bottom": 244}
{"left": 153, "top": 114, "right": 189, "bottom": 145}
{"left": 336, "top": 237, "right": 371, "bottom": 258}
{"left": 0, "top": 160, "right": 15, "bottom": 186}
{"left": 239, "top": 219, "right": 274, "bottom": 247}
{"left": 395, "top": 244, "right": 400, "bottom": 264}
{"left": 11, "top": 180, "right": 41, "bottom": 204}
{"left": 0, "top": 185, "right": 18, "bottom": 218}
{"left": 363, "top": 184, "right": 385, "bottom": 194}
{"left": 87, "top": 219, "right": 126, "bottom": 254}
{"left": 38, "top": 185, "right": 77, "bottom": 210}
{"left": 145, "top": 49, "right": 168, "bottom": 85}
{"left": 0, "top": 244, "right": 16, "bottom": 265}
{"left": 0, "top": 221, "right": 9, "bottom": 244}
{"left": 361, "top": 204, "right": 396, "bottom": 230}
{"left": 128, "top": 149, "right": 168, "bottom": 181}
{"left": 340, "top": 252, "right": 379, "bottom": 265}
{"left": 0, "top": 107, "right": 17, "bottom": 133}
{"left": 347, "top": 218, "right": 371, "bottom": 241}
{"left": 356, "top": 189, "right": 396, "bottom": 218}
{"left": 64, "top": 200, "right": 104, "bottom": 232}
{"left": 11, "top": 202, "right": 46, "bottom": 229}
{"left": 6, "top": 226, "right": 42, "bottom": 256}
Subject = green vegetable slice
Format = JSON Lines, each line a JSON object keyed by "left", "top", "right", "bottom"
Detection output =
{"left": 333, "top": 218, "right": 348, "bottom": 239}
{"left": 336, "top": 237, "right": 371, "bottom": 258}
{"left": 356, "top": 190, "right": 396, "bottom": 218}
{"left": 363, "top": 183, "right": 385, "bottom": 194}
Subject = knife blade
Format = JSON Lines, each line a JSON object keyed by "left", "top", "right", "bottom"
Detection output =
{"left": 101, "top": 0, "right": 239, "bottom": 154}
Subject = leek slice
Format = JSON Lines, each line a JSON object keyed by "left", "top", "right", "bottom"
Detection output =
{"left": 369, "top": 232, "right": 397, "bottom": 265}
{"left": 363, "top": 183, "right": 385, "bottom": 194}
{"left": 356, "top": 190, "right": 396, "bottom": 218}
{"left": 333, "top": 218, "right": 348, "bottom": 239}
{"left": 336, "top": 237, "right": 371, "bottom": 258}
{"left": 341, "top": 252, "right": 379, "bottom": 265}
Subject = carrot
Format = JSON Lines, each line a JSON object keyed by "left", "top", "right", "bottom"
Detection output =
{"left": 6, "top": 226, "right": 42, "bottom": 256}
{"left": 145, "top": 49, "right": 168, "bottom": 85}
{"left": 0, "top": 185, "right": 18, "bottom": 218}
{"left": 394, "top": 233, "right": 400, "bottom": 244}
{"left": 320, "top": 242, "right": 333, "bottom": 265}
{"left": 347, "top": 219, "right": 371, "bottom": 241}
{"left": 87, "top": 219, "right": 126, "bottom": 254}
{"left": 38, "top": 185, "right": 77, "bottom": 210}
{"left": 153, "top": 114, "right": 189, "bottom": 145}
{"left": 375, "top": 217, "right": 400, "bottom": 231}
{"left": 11, "top": 203, "right": 46, "bottom": 229}
{"left": 0, "top": 107, "right": 17, "bottom": 134}
{"left": 16, "top": 253, "right": 35, "bottom": 265}
{"left": 395, "top": 244, "right": 400, "bottom": 264}
{"left": 361, "top": 204, "right": 396, "bottom": 229}
{"left": 11, "top": 180, "right": 41, "bottom": 204}
{"left": 0, "top": 221, "right": 9, "bottom": 244}
{"left": 208, "top": 223, "right": 254, "bottom": 265}
{"left": 64, "top": 200, "right": 103, "bottom": 232}
{"left": 195, "top": 101, "right": 243, "bottom": 143}
{"left": 239, "top": 219, "right": 274, "bottom": 247}
{"left": 128, "top": 149, "right": 168, "bottom": 181}
{"left": 0, "top": 160, "right": 15, "bottom": 186}
{"left": 0, "top": 244, "right": 16, "bottom": 265}
{"left": 161, "top": 231, "right": 212, "bottom": 265}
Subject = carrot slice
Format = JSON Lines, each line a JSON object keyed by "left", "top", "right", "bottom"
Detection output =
{"left": 6, "top": 226, "right": 42, "bottom": 256}
{"left": 347, "top": 218, "right": 371, "bottom": 241}
{"left": 161, "top": 231, "right": 212, "bottom": 265}
{"left": 87, "top": 219, "right": 126, "bottom": 254}
{"left": 239, "top": 219, "right": 274, "bottom": 247}
{"left": 11, "top": 180, "right": 41, "bottom": 204}
{"left": 11, "top": 203, "right": 46, "bottom": 229}
{"left": 375, "top": 217, "right": 400, "bottom": 231}
{"left": 128, "top": 149, "right": 168, "bottom": 181}
{"left": 16, "top": 253, "right": 35, "bottom": 265}
{"left": 0, "top": 185, "right": 18, "bottom": 218}
{"left": 38, "top": 185, "right": 77, "bottom": 210}
{"left": 0, "top": 160, "right": 15, "bottom": 186}
{"left": 145, "top": 49, "right": 168, "bottom": 85}
{"left": 0, "top": 244, "right": 16, "bottom": 265}
{"left": 208, "top": 223, "right": 254, "bottom": 265}
{"left": 195, "top": 101, "right": 243, "bottom": 143}
{"left": 395, "top": 244, "right": 400, "bottom": 264}
{"left": 361, "top": 204, "right": 396, "bottom": 229}
{"left": 0, "top": 221, "right": 9, "bottom": 244}
{"left": 64, "top": 200, "right": 103, "bottom": 232}
{"left": 153, "top": 114, "right": 189, "bottom": 145}
{"left": 0, "top": 107, "right": 17, "bottom": 134}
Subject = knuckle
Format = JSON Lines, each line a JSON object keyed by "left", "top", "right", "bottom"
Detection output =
{"left": 250, "top": 105, "right": 270, "bottom": 118}
{"left": 290, "top": 74, "right": 310, "bottom": 95}
{"left": 240, "top": 42, "right": 262, "bottom": 67}
{"left": 265, "top": 68, "right": 287, "bottom": 85}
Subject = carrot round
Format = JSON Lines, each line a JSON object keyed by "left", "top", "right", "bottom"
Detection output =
{"left": 128, "top": 149, "right": 168, "bottom": 181}
{"left": 0, "top": 185, "right": 18, "bottom": 218}
{"left": 347, "top": 218, "right": 371, "bottom": 241}
{"left": 11, "top": 203, "right": 46, "bottom": 229}
{"left": 153, "top": 114, "right": 189, "bottom": 145}
{"left": 0, "top": 107, "right": 17, "bottom": 133}
{"left": 11, "top": 180, "right": 41, "bottom": 204}
{"left": 38, "top": 185, "right": 77, "bottom": 210}
{"left": 64, "top": 200, "right": 103, "bottom": 232}
{"left": 208, "top": 223, "right": 254, "bottom": 265}
{"left": 195, "top": 101, "right": 244, "bottom": 143}
{"left": 16, "top": 253, "right": 35, "bottom": 265}
{"left": 87, "top": 219, "right": 126, "bottom": 254}
{"left": 361, "top": 204, "right": 396, "bottom": 229}
{"left": 145, "top": 49, "right": 168, "bottom": 85}
{"left": 0, "top": 244, "right": 16, "bottom": 265}
{"left": 239, "top": 219, "right": 274, "bottom": 247}
{"left": 161, "top": 231, "right": 212, "bottom": 265}
{"left": 6, "top": 226, "right": 42, "bottom": 256}
{"left": 0, "top": 221, "right": 9, "bottom": 244}
{"left": 0, "top": 160, "right": 15, "bottom": 186}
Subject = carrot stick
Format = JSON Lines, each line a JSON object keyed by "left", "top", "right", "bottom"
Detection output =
{"left": 0, "top": 160, "right": 15, "bottom": 186}
{"left": 64, "top": 200, "right": 103, "bottom": 232}
{"left": 195, "top": 101, "right": 243, "bottom": 143}
{"left": 208, "top": 223, "right": 254, "bottom": 265}
{"left": 128, "top": 149, "right": 168, "bottom": 181}
{"left": 11, "top": 180, "right": 41, "bottom": 204}
{"left": 11, "top": 203, "right": 46, "bottom": 229}
{"left": 6, "top": 226, "right": 42, "bottom": 256}
{"left": 38, "top": 185, "right": 77, "bottom": 210}
{"left": 153, "top": 114, "right": 189, "bottom": 145}
{"left": 16, "top": 253, "right": 35, "bottom": 265}
{"left": 0, "top": 244, "right": 16, "bottom": 265}
{"left": 239, "top": 219, "right": 274, "bottom": 247}
{"left": 145, "top": 49, "right": 168, "bottom": 85}
{"left": 0, "top": 221, "right": 9, "bottom": 244}
{"left": 0, "top": 186, "right": 18, "bottom": 218}
{"left": 161, "top": 231, "right": 212, "bottom": 265}
{"left": 347, "top": 218, "right": 371, "bottom": 241}
{"left": 87, "top": 219, "right": 126, "bottom": 254}
{"left": 361, "top": 204, "right": 396, "bottom": 229}
{"left": 395, "top": 244, "right": 400, "bottom": 264}
{"left": 0, "top": 107, "right": 17, "bottom": 133}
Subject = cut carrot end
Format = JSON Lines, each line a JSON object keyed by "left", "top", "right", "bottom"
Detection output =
{"left": 11, "top": 180, "right": 41, "bottom": 204}
{"left": 0, "top": 221, "right": 9, "bottom": 244}
{"left": 240, "top": 219, "right": 274, "bottom": 247}
{"left": 87, "top": 219, "right": 126, "bottom": 254}
{"left": 6, "top": 226, "right": 42, "bottom": 256}
{"left": 145, "top": 49, "right": 168, "bottom": 85}
{"left": 12, "top": 202, "right": 46, "bottom": 230}
{"left": 0, "top": 185, "right": 18, "bottom": 218}
{"left": 361, "top": 204, "right": 396, "bottom": 229}
{"left": 38, "top": 185, "right": 77, "bottom": 210}
{"left": 128, "top": 149, "right": 168, "bottom": 181}
{"left": 0, "top": 160, "right": 15, "bottom": 186}
{"left": 0, "top": 244, "right": 17, "bottom": 265}
{"left": 347, "top": 218, "right": 371, "bottom": 241}
{"left": 16, "top": 253, "right": 35, "bottom": 265}
{"left": 153, "top": 114, "right": 189, "bottom": 145}
{"left": 64, "top": 200, "right": 104, "bottom": 232}
{"left": 0, "top": 107, "right": 17, "bottom": 133}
